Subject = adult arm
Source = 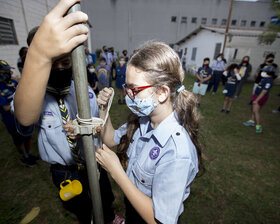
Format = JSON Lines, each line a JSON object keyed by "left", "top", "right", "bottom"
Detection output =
{"left": 14, "top": 0, "right": 88, "bottom": 126}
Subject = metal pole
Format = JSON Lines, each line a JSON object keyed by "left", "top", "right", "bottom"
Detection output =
{"left": 67, "top": 4, "right": 104, "bottom": 224}
{"left": 222, "top": 0, "right": 234, "bottom": 54}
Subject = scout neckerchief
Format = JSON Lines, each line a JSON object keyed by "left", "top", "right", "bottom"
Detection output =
{"left": 46, "top": 86, "right": 83, "bottom": 165}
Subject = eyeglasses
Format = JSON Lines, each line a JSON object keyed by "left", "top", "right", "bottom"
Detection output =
{"left": 122, "top": 83, "right": 153, "bottom": 100}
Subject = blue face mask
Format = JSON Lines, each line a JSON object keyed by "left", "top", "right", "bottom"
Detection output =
{"left": 125, "top": 95, "right": 157, "bottom": 117}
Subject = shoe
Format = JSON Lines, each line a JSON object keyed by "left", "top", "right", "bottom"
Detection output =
{"left": 243, "top": 120, "right": 255, "bottom": 126}
{"left": 20, "top": 157, "right": 37, "bottom": 167}
{"left": 256, "top": 125, "right": 262, "bottom": 133}
{"left": 112, "top": 214, "right": 125, "bottom": 224}
{"left": 234, "top": 96, "right": 238, "bottom": 99}
{"left": 197, "top": 102, "right": 200, "bottom": 108}
{"left": 220, "top": 109, "right": 225, "bottom": 113}
{"left": 118, "top": 99, "right": 122, "bottom": 105}
{"left": 226, "top": 110, "right": 230, "bottom": 114}
{"left": 272, "top": 109, "right": 280, "bottom": 114}
{"left": 212, "top": 92, "right": 216, "bottom": 96}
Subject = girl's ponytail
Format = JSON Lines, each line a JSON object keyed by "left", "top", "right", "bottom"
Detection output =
{"left": 175, "top": 88, "right": 204, "bottom": 173}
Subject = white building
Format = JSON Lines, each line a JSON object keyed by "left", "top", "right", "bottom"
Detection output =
{"left": 175, "top": 25, "right": 280, "bottom": 80}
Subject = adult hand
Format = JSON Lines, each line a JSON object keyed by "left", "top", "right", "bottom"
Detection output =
{"left": 96, "top": 144, "right": 124, "bottom": 179}
{"left": 97, "top": 88, "right": 113, "bottom": 110}
{"left": 30, "top": 0, "right": 88, "bottom": 62}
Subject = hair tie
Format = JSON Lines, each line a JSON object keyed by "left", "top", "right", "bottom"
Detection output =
{"left": 177, "top": 85, "right": 185, "bottom": 93}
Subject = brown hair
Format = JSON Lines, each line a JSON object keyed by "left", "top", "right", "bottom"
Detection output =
{"left": 117, "top": 41, "right": 203, "bottom": 172}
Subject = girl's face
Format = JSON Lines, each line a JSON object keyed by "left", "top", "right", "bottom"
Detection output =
{"left": 125, "top": 65, "right": 155, "bottom": 100}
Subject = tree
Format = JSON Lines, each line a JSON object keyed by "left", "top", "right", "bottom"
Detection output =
{"left": 258, "top": 0, "right": 280, "bottom": 45}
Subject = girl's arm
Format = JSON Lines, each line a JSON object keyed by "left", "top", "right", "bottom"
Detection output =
{"left": 195, "top": 73, "right": 202, "bottom": 82}
{"left": 96, "top": 145, "right": 158, "bottom": 224}
{"left": 253, "top": 90, "right": 267, "bottom": 104}
{"left": 14, "top": 0, "right": 88, "bottom": 126}
{"left": 97, "top": 88, "right": 118, "bottom": 148}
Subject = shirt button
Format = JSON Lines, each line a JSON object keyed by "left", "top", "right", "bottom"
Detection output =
{"left": 141, "top": 179, "right": 145, "bottom": 184}
{"left": 176, "top": 132, "right": 180, "bottom": 136}
{"left": 48, "top": 125, "right": 51, "bottom": 128}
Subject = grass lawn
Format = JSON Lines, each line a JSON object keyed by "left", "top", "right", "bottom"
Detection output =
{"left": 0, "top": 74, "right": 279, "bottom": 223}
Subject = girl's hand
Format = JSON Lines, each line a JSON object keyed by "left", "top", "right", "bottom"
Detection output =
{"left": 31, "top": 0, "right": 88, "bottom": 62}
{"left": 96, "top": 144, "right": 124, "bottom": 179}
{"left": 97, "top": 88, "right": 113, "bottom": 110}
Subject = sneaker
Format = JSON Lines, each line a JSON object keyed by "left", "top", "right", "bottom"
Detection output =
{"left": 234, "top": 96, "right": 238, "bottom": 99}
{"left": 113, "top": 214, "right": 125, "bottom": 224}
{"left": 272, "top": 109, "right": 280, "bottom": 114}
{"left": 226, "top": 110, "right": 230, "bottom": 114}
{"left": 212, "top": 92, "right": 216, "bottom": 96}
{"left": 243, "top": 120, "right": 255, "bottom": 126}
{"left": 256, "top": 125, "right": 262, "bottom": 133}
{"left": 220, "top": 109, "right": 225, "bottom": 113}
{"left": 20, "top": 157, "right": 37, "bottom": 167}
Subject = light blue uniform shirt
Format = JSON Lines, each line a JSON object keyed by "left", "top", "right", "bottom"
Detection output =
{"left": 211, "top": 59, "right": 226, "bottom": 71}
{"left": 114, "top": 112, "right": 199, "bottom": 224}
{"left": 14, "top": 81, "right": 99, "bottom": 165}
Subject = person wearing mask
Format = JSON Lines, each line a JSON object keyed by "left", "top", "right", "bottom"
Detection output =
{"left": 87, "top": 63, "right": 99, "bottom": 95}
{"left": 122, "top": 50, "right": 129, "bottom": 63}
{"left": 252, "top": 54, "right": 279, "bottom": 94}
{"left": 17, "top": 47, "right": 28, "bottom": 75}
{"left": 181, "top": 51, "right": 187, "bottom": 73}
{"left": 207, "top": 53, "right": 226, "bottom": 95}
{"left": 235, "top": 56, "right": 252, "bottom": 99}
{"left": 192, "top": 58, "right": 212, "bottom": 107}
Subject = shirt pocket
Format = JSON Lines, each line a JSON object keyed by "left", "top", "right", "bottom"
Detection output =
{"left": 132, "top": 161, "right": 154, "bottom": 198}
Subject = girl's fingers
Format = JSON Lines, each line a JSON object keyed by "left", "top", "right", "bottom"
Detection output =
{"left": 61, "top": 11, "right": 88, "bottom": 30}
{"left": 50, "top": 0, "right": 81, "bottom": 18}
{"left": 65, "top": 24, "right": 89, "bottom": 42}
{"left": 65, "top": 34, "right": 88, "bottom": 52}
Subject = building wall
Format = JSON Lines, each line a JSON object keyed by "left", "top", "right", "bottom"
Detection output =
{"left": 0, "top": 0, "right": 58, "bottom": 77}
{"left": 178, "top": 29, "right": 280, "bottom": 80}
{"left": 81, "top": 0, "right": 274, "bottom": 54}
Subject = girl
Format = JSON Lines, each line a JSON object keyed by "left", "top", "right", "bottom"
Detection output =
{"left": 96, "top": 42, "right": 202, "bottom": 224}
{"left": 115, "top": 56, "right": 127, "bottom": 104}
{"left": 221, "top": 64, "right": 241, "bottom": 114}
{"left": 235, "top": 56, "right": 252, "bottom": 98}
{"left": 87, "top": 63, "right": 99, "bottom": 95}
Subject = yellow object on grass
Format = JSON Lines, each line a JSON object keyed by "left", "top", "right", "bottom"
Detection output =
{"left": 19, "top": 207, "right": 40, "bottom": 224}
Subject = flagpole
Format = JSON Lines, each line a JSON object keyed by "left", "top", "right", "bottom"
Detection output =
{"left": 67, "top": 3, "right": 104, "bottom": 224}
{"left": 222, "top": 0, "right": 234, "bottom": 54}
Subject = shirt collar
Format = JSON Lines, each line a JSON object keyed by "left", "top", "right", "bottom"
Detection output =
{"left": 139, "top": 111, "right": 180, "bottom": 147}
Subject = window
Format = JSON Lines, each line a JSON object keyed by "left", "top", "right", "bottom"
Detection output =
{"left": 231, "top": 20, "right": 237, "bottom": 26}
{"left": 221, "top": 19, "right": 227, "bottom": 26}
{"left": 191, "top": 17, "right": 197, "bottom": 24}
{"left": 260, "top": 21, "right": 266, "bottom": 27}
{"left": 0, "top": 16, "right": 18, "bottom": 45}
{"left": 191, "top": 47, "right": 197, "bottom": 61}
{"left": 213, "top": 43, "right": 222, "bottom": 59}
{"left": 181, "top": 17, "right": 187, "bottom": 23}
{"left": 241, "top": 20, "right": 247, "bottom": 27}
{"left": 212, "top": 18, "right": 218, "bottom": 25}
{"left": 250, "top": 21, "right": 256, "bottom": 27}
{"left": 201, "top": 18, "right": 207, "bottom": 25}
{"left": 171, "top": 16, "right": 177, "bottom": 23}
{"left": 184, "top": 48, "right": 187, "bottom": 54}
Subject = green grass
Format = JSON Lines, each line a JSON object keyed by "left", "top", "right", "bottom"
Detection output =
{"left": 0, "top": 75, "right": 279, "bottom": 223}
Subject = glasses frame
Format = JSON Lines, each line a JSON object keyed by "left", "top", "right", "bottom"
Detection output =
{"left": 122, "top": 83, "right": 153, "bottom": 100}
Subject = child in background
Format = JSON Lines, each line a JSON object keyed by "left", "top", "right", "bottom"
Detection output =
{"left": 96, "top": 57, "right": 111, "bottom": 91}
{"left": 115, "top": 56, "right": 127, "bottom": 104}
{"left": 192, "top": 57, "right": 212, "bottom": 107}
{"left": 221, "top": 64, "right": 241, "bottom": 114}
{"left": 243, "top": 65, "right": 275, "bottom": 133}
{"left": 95, "top": 42, "right": 202, "bottom": 224}
{"left": 0, "top": 60, "right": 36, "bottom": 167}
{"left": 87, "top": 63, "right": 99, "bottom": 95}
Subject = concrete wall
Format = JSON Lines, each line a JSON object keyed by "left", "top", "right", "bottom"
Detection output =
{"left": 0, "top": 0, "right": 59, "bottom": 77}
{"left": 81, "top": 0, "right": 274, "bottom": 54}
